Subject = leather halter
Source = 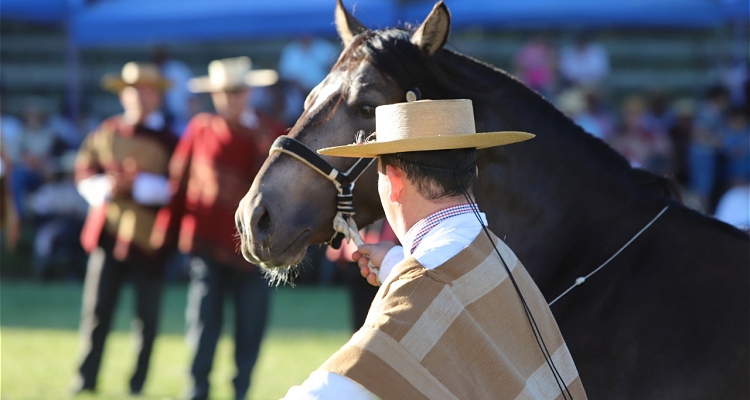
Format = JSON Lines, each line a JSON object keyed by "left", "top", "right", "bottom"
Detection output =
{"left": 269, "top": 135, "right": 375, "bottom": 248}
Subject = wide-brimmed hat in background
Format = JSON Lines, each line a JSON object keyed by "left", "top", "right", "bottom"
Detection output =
{"left": 101, "top": 62, "right": 171, "bottom": 93}
{"left": 318, "top": 98, "right": 534, "bottom": 158}
{"left": 188, "top": 57, "right": 278, "bottom": 93}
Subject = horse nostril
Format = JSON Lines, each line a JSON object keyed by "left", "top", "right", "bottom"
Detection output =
{"left": 250, "top": 203, "right": 272, "bottom": 242}
{"left": 258, "top": 209, "right": 271, "bottom": 234}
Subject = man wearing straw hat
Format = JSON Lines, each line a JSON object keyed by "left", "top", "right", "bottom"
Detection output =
{"left": 150, "top": 57, "right": 284, "bottom": 400}
{"left": 73, "top": 62, "right": 178, "bottom": 395}
{"left": 285, "top": 98, "right": 586, "bottom": 399}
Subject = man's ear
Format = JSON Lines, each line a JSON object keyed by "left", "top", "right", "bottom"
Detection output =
{"left": 384, "top": 164, "right": 405, "bottom": 202}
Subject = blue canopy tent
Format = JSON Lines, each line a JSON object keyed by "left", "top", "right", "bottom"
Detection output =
{"left": 402, "top": 0, "right": 748, "bottom": 30}
{"left": 70, "top": 0, "right": 398, "bottom": 47}
{"left": 0, "top": 0, "right": 69, "bottom": 23}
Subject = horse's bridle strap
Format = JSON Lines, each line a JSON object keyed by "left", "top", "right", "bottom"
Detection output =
{"left": 270, "top": 136, "right": 374, "bottom": 191}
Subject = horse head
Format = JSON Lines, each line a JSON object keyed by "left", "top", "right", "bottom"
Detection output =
{"left": 236, "top": 1, "right": 453, "bottom": 276}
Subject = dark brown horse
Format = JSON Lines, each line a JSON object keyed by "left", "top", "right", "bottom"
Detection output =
{"left": 236, "top": 1, "right": 749, "bottom": 398}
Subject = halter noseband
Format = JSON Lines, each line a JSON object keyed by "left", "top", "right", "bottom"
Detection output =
{"left": 269, "top": 135, "right": 375, "bottom": 248}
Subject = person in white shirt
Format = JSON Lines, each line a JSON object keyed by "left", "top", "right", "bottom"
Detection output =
{"left": 282, "top": 97, "right": 586, "bottom": 399}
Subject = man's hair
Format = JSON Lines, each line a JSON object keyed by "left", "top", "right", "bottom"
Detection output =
{"left": 379, "top": 148, "right": 478, "bottom": 200}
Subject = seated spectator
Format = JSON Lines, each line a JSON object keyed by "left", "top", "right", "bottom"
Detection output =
{"left": 644, "top": 90, "right": 676, "bottom": 135}
{"left": 152, "top": 46, "right": 195, "bottom": 134}
{"left": 688, "top": 85, "right": 731, "bottom": 211}
{"left": 668, "top": 99, "right": 697, "bottom": 187}
{"left": 6, "top": 98, "right": 64, "bottom": 219}
{"left": 513, "top": 36, "right": 557, "bottom": 97}
{"left": 28, "top": 152, "right": 88, "bottom": 280}
{"left": 556, "top": 88, "right": 607, "bottom": 140}
{"left": 714, "top": 184, "right": 750, "bottom": 230}
{"left": 611, "top": 95, "right": 672, "bottom": 174}
{"left": 721, "top": 107, "right": 750, "bottom": 185}
{"left": 559, "top": 34, "right": 609, "bottom": 89}
{"left": 279, "top": 36, "right": 339, "bottom": 95}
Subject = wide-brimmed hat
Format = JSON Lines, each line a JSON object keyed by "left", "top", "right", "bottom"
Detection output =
{"left": 317, "top": 99, "right": 534, "bottom": 158}
{"left": 188, "top": 57, "right": 278, "bottom": 93}
{"left": 101, "top": 62, "right": 171, "bottom": 93}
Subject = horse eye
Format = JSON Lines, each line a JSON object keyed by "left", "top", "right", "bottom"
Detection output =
{"left": 358, "top": 104, "right": 376, "bottom": 118}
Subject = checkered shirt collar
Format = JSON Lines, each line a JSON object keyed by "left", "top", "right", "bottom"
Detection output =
{"left": 405, "top": 203, "right": 478, "bottom": 255}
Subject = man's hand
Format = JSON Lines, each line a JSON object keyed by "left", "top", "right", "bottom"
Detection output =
{"left": 352, "top": 241, "right": 396, "bottom": 287}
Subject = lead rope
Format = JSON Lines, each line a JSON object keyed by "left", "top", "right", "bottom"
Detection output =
{"left": 548, "top": 205, "right": 670, "bottom": 306}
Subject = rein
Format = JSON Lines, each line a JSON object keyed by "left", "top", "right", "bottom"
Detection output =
{"left": 548, "top": 205, "right": 670, "bottom": 306}
{"left": 269, "top": 136, "right": 375, "bottom": 248}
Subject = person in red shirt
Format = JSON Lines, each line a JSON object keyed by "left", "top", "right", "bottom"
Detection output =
{"left": 151, "top": 57, "right": 284, "bottom": 400}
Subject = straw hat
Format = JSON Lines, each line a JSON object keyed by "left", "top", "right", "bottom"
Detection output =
{"left": 101, "top": 62, "right": 171, "bottom": 93}
{"left": 188, "top": 57, "right": 278, "bottom": 93}
{"left": 317, "top": 99, "right": 534, "bottom": 158}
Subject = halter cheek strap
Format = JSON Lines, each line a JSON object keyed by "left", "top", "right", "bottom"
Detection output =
{"left": 269, "top": 135, "right": 375, "bottom": 248}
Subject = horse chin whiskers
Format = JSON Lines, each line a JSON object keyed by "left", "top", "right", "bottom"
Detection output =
{"left": 259, "top": 263, "right": 302, "bottom": 287}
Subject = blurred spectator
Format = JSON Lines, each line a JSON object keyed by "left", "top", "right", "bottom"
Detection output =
{"left": 668, "top": 98, "right": 697, "bottom": 186}
{"left": 152, "top": 56, "right": 284, "bottom": 400}
{"left": 611, "top": 95, "right": 672, "bottom": 174}
{"left": 714, "top": 183, "right": 750, "bottom": 230}
{"left": 6, "top": 98, "right": 63, "bottom": 219}
{"left": 556, "top": 88, "right": 607, "bottom": 140}
{"left": 48, "top": 100, "right": 100, "bottom": 151}
{"left": 253, "top": 79, "right": 305, "bottom": 128}
{"left": 0, "top": 132, "right": 20, "bottom": 252}
{"left": 28, "top": 152, "right": 88, "bottom": 280}
{"left": 279, "top": 36, "right": 339, "bottom": 94}
{"left": 721, "top": 107, "right": 750, "bottom": 185}
{"left": 152, "top": 46, "right": 194, "bottom": 134}
{"left": 0, "top": 99, "right": 23, "bottom": 249}
{"left": 514, "top": 35, "right": 558, "bottom": 97}
{"left": 72, "top": 62, "right": 177, "bottom": 396}
{"left": 688, "top": 85, "right": 730, "bottom": 210}
{"left": 718, "top": 58, "right": 748, "bottom": 108}
{"left": 644, "top": 90, "right": 676, "bottom": 135}
{"left": 0, "top": 100, "right": 23, "bottom": 150}
{"left": 559, "top": 34, "right": 609, "bottom": 88}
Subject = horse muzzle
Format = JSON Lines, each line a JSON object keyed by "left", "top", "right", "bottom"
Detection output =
{"left": 235, "top": 201, "right": 311, "bottom": 269}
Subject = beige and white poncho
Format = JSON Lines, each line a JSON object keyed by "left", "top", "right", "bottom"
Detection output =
{"left": 322, "top": 231, "right": 587, "bottom": 399}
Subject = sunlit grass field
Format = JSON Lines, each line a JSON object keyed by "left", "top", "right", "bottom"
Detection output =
{"left": 1, "top": 280, "right": 353, "bottom": 400}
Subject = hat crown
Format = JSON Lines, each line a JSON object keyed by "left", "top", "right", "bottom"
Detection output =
{"left": 120, "top": 62, "right": 165, "bottom": 85}
{"left": 375, "top": 99, "right": 476, "bottom": 143}
{"left": 208, "top": 57, "right": 252, "bottom": 89}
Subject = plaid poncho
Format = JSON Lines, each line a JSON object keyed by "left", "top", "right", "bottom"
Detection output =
{"left": 322, "top": 231, "right": 587, "bottom": 399}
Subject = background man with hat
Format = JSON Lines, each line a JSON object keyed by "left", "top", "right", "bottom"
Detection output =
{"left": 150, "top": 56, "right": 284, "bottom": 400}
{"left": 284, "top": 98, "right": 586, "bottom": 399}
{"left": 73, "top": 62, "right": 178, "bottom": 395}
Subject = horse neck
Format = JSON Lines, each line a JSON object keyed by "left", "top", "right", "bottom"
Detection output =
{"left": 435, "top": 51, "right": 670, "bottom": 285}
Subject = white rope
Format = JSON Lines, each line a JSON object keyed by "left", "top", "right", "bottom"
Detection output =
{"left": 548, "top": 205, "right": 670, "bottom": 306}
{"left": 332, "top": 213, "right": 379, "bottom": 274}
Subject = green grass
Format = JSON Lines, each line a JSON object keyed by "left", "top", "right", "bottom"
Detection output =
{"left": 1, "top": 280, "right": 354, "bottom": 400}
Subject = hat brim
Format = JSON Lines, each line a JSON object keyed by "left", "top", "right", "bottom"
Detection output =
{"left": 318, "top": 131, "right": 535, "bottom": 158}
{"left": 101, "top": 74, "right": 172, "bottom": 93}
{"left": 188, "top": 70, "right": 279, "bottom": 93}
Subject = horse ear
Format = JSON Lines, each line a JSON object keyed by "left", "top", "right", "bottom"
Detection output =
{"left": 410, "top": 1, "right": 451, "bottom": 57}
{"left": 335, "top": 0, "right": 367, "bottom": 47}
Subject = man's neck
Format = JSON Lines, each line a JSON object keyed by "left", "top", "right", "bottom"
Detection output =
{"left": 396, "top": 196, "right": 469, "bottom": 243}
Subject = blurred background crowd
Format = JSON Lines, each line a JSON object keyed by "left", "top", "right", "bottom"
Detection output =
{"left": 0, "top": 0, "right": 747, "bottom": 282}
